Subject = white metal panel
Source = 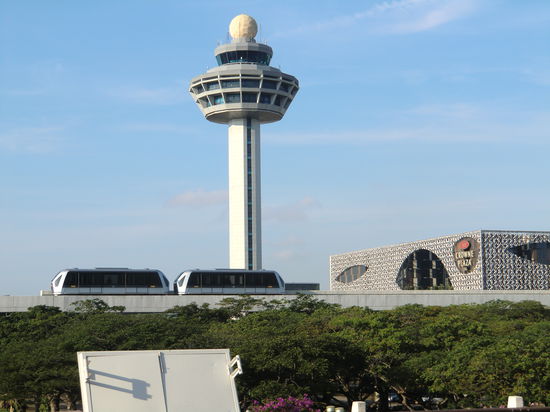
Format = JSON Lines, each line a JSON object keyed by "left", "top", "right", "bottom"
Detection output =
{"left": 78, "top": 351, "right": 167, "bottom": 412}
{"left": 161, "top": 349, "right": 241, "bottom": 412}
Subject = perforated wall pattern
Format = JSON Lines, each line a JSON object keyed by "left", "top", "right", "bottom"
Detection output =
{"left": 482, "top": 231, "right": 550, "bottom": 289}
{"left": 330, "top": 231, "right": 550, "bottom": 291}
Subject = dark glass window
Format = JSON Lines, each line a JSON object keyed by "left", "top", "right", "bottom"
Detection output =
{"left": 274, "top": 96, "right": 282, "bottom": 106}
{"left": 201, "top": 272, "right": 213, "bottom": 287}
{"left": 192, "top": 85, "right": 204, "bottom": 94}
{"left": 279, "top": 83, "right": 290, "bottom": 92}
{"left": 396, "top": 250, "right": 452, "bottom": 290}
{"left": 65, "top": 272, "right": 78, "bottom": 288}
{"left": 242, "top": 79, "right": 260, "bottom": 88}
{"left": 79, "top": 272, "right": 103, "bottom": 287}
{"left": 103, "top": 272, "right": 124, "bottom": 287}
{"left": 263, "top": 273, "right": 278, "bottom": 287}
{"left": 126, "top": 271, "right": 162, "bottom": 287}
{"left": 221, "top": 273, "right": 244, "bottom": 288}
{"left": 259, "top": 93, "right": 272, "bottom": 104}
{"left": 225, "top": 93, "right": 240, "bottom": 103}
{"left": 336, "top": 265, "right": 367, "bottom": 283}
{"left": 242, "top": 93, "right": 257, "bottom": 103}
{"left": 204, "top": 82, "right": 220, "bottom": 91}
{"left": 216, "top": 51, "right": 270, "bottom": 65}
{"left": 262, "top": 80, "right": 277, "bottom": 89}
{"left": 212, "top": 95, "right": 224, "bottom": 105}
{"left": 221, "top": 79, "right": 240, "bottom": 88}
{"left": 199, "top": 97, "right": 210, "bottom": 108}
{"left": 188, "top": 273, "right": 201, "bottom": 288}
{"left": 245, "top": 273, "right": 261, "bottom": 287}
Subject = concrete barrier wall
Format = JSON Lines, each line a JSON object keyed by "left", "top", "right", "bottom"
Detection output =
{"left": 0, "top": 290, "right": 549, "bottom": 312}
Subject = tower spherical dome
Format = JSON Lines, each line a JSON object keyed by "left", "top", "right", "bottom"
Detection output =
{"left": 229, "top": 14, "right": 258, "bottom": 40}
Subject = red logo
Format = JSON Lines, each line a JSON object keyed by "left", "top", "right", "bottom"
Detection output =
{"left": 458, "top": 240, "right": 470, "bottom": 250}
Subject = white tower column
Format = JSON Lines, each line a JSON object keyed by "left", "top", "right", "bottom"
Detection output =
{"left": 228, "top": 117, "right": 262, "bottom": 270}
{"left": 189, "top": 14, "right": 298, "bottom": 271}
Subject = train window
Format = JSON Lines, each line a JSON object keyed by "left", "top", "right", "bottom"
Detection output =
{"left": 103, "top": 273, "right": 125, "bottom": 287}
{"left": 65, "top": 272, "right": 78, "bottom": 288}
{"left": 128, "top": 271, "right": 162, "bottom": 287}
{"left": 211, "top": 272, "right": 224, "bottom": 287}
{"left": 264, "top": 273, "right": 278, "bottom": 288}
{"left": 235, "top": 273, "right": 245, "bottom": 287}
{"left": 222, "top": 273, "right": 244, "bottom": 288}
{"left": 246, "top": 272, "right": 275, "bottom": 288}
{"left": 54, "top": 275, "right": 62, "bottom": 287}
{"left": 188, "top": 273, "right": 201, "bottom": 288}
{"left": 79, "top": 272, "right": 101, "bottom": 287}
{"left": 201, "top": 272, "right": 213, "bottom": 287}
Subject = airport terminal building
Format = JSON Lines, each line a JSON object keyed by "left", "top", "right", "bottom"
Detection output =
{"left": 330, "top": 230, "right": 550, "bottom": 291}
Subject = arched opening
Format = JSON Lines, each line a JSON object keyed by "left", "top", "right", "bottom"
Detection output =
{"left": 336, "top": 265, "right": 367, "bottom": 283}
{"left": 396, "top": 249, "right": 452, "bottom": 290}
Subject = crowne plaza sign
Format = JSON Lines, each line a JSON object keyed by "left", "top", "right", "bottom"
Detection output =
{"left": 453, "top": 237, "right": 479, "bottom": 274}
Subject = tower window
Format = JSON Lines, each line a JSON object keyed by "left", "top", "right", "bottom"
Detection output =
{"left": 242, "top": 79, "right": 260, "bottom": 88}
{"left": 262, "top": 80, "right": 277, "bottom": 89}
{"left": 279, "top": 83, "right": 290, "bottom": 92}
{"left": 259, "top": 93, "right": 273, "bottom": 104}
{"left": 198, "top": 97, "right": 210, "bottom": 108}
{"left": 242, "top": 92, "right": 257, "bottom": 103}
{"left": 221, "top": 79, "right": 240, "bottom": 88}
{"left": 225, "top": 93, "right": 240, "bottom": 103}
{"left": 212, "top": 94, "right": 224, "bottom": 105}
{"left": 204, "top": 82, "right": 220, "bottom": 91}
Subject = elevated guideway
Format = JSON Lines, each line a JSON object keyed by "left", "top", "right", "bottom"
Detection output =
{"left": 1, "top": 290, "right": 549, "bottom": 313}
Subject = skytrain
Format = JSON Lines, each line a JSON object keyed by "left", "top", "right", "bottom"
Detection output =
{"left": 50, "top": 268, "right": 291, "bottom": 295}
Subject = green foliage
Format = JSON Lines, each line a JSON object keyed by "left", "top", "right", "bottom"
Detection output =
{"left": 69, "top": 298, "right": 125, "bottom": 313}
{"left": 0, "top": 299, "right": 549, "bottom": 410}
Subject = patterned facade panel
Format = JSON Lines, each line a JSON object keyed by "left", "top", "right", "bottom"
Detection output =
{"left": 331, "top": 230, "right": 550, "bottom": 291}
{"left": 330, "top": 231, "right": 483, "bottom": 291}
{"left": 482, "top": 231, "right": 550, "bottom": 290}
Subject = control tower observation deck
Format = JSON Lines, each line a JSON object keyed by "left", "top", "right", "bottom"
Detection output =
{"left": 189, "top": 15, "right": 299, "bottom": 270}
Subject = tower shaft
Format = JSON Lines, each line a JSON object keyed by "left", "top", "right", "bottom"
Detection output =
{"left": 228, "top": 118, "right": 262, "bottom": 270}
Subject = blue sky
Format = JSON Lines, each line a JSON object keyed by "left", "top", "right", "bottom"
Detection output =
{"left": 1, "top": 0, "right": 549, "bottom": 295}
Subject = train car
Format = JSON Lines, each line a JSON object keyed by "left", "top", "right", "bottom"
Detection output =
{"left": 174, "top": 269, "right": 285, "bottom": 295}
{"left": 51, "top": 268, "right": 171, "bottom": 295}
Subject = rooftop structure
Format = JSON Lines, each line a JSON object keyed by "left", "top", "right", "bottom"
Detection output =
{"left": 189, "top": 15, "right": 299, "bottom": 270}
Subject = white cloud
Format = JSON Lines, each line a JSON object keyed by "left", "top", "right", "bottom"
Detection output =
{"left": 0, "top": 126, "right": 64, "bottom": 153}
{"left": 264, "top": 197, "right": 320, "bottom": 222}
{"left": 271, "top": 0, "right": 478, "bottom": 38}
{"left": 383, "top": 0, "right": 477, "bottom": 34}
{"left": 168, "top": 189, "right": 227, "bottom": 207}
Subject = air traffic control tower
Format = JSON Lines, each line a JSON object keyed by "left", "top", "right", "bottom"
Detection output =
{"left": 189, "top": 15, "right": 299, "bottom": 270}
